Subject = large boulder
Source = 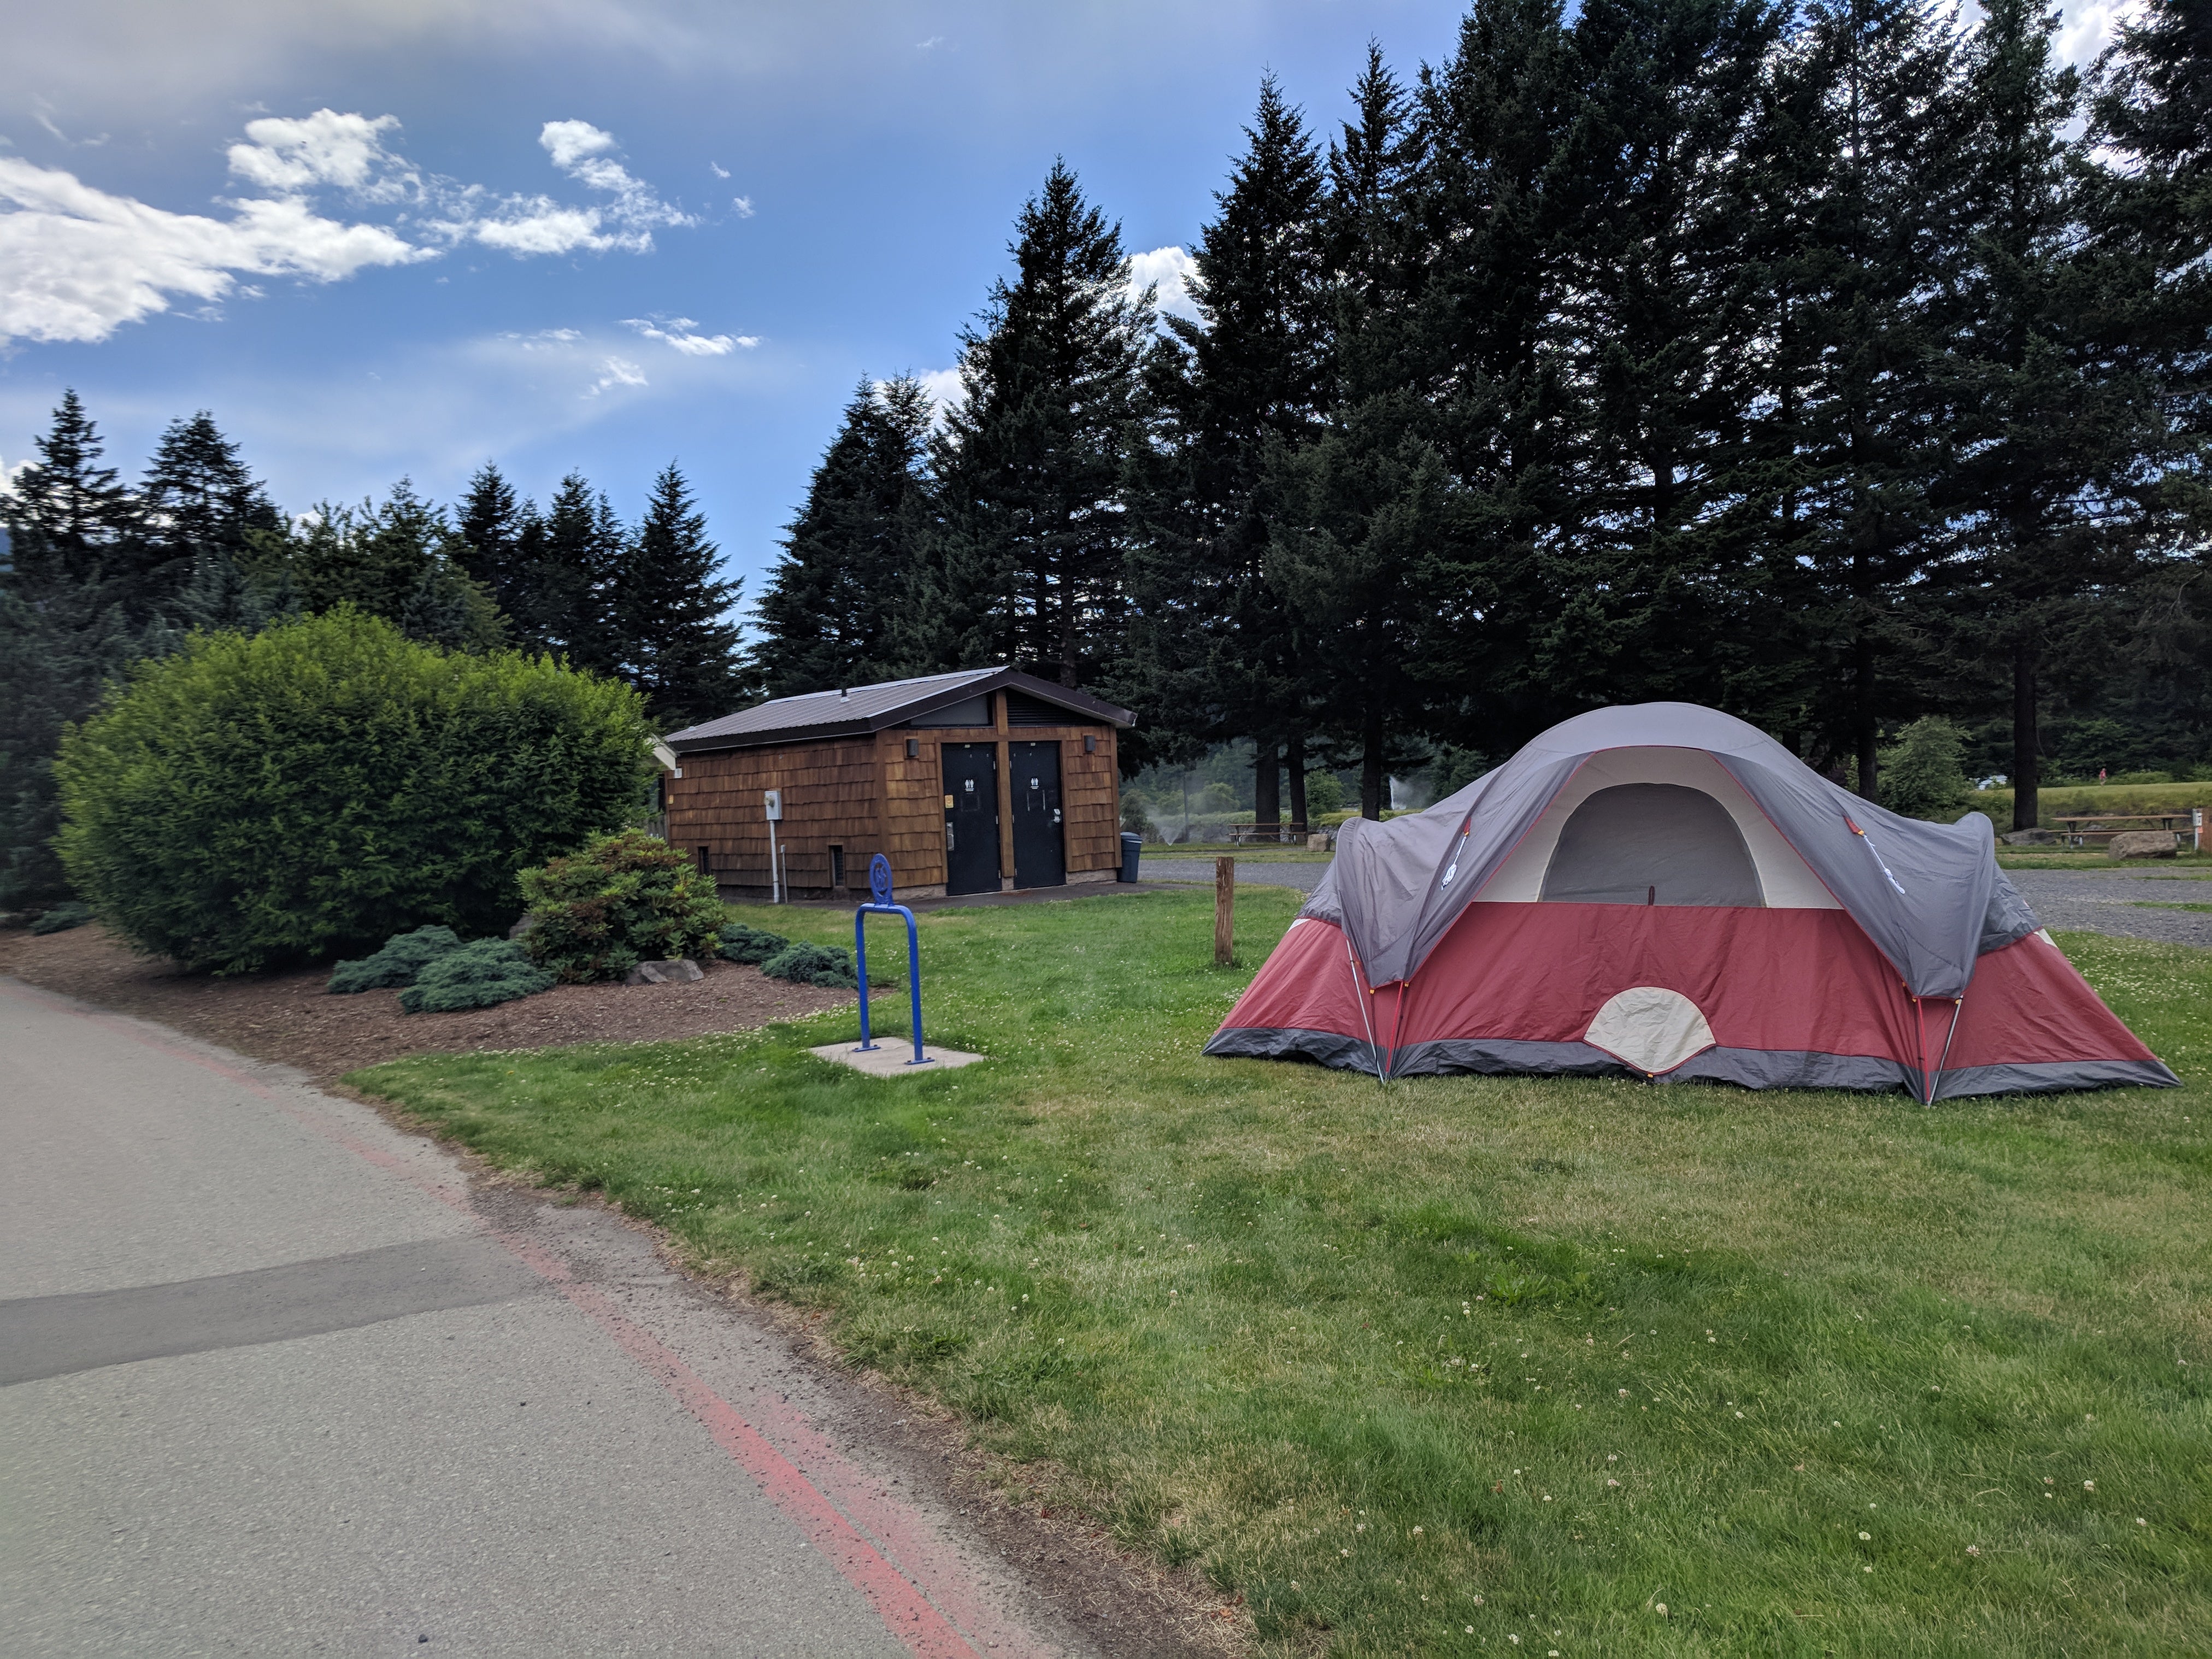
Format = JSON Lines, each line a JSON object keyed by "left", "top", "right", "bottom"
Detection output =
{"left": 2108, "top": 830, "right": 2178, "bottom": 861}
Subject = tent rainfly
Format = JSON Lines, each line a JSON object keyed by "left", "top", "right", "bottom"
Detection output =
{"left": 1207, "top": 703, "right": 2178, "bottom": 1100}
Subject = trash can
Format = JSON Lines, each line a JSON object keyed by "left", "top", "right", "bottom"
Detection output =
{"left": 1119, "top": 832, "right": 1143, "bottom": 883}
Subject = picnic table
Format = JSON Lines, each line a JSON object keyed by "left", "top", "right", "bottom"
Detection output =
{"left": 2052, "top": 812, "right": 2201, "bottom": 850}
{"left": 1214, "top": 822, "right": 1316, "bottom": 845}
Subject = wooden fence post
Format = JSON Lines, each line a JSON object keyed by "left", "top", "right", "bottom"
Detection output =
{"left": 1215, "top": 856, "right": 1234, "bottom": 966}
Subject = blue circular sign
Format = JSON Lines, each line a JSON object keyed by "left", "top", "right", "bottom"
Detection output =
{"left": 869, "top": 852, "right": 893, "bottom": 903}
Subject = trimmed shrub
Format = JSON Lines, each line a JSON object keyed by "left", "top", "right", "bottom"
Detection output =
{"left": 30, "top": 901, "right": 94, "bottom": 935}
{"left": 761, "top": 939, "right": 864, "bottom": 989}
{"left": 717, "top": 921, "right": 790, "bottom": 964}
{"left": 519, "top": 829, "right": 724, "bottom": 984}
{"left": 398, "top": 938, "right": 555, "bottom": 1013}
{"left": 54, "top": 609, "right": 653, "bottom": 974}
{"left": 328, "top": 925, "right": 464, "bottom": 993}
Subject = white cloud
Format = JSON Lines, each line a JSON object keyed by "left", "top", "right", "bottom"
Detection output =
{"left": 623, "top": 315, "right": 757, "bottom": 355}
{"left": 587, "top": 355, "right": 648, "bottom": 396}
{"left": 227, "top": 109, "right": 416, "bottom": 200}
{"left": 437, "top": 119, "right": 695, "bottom": 256}
{"left": 0, "top": 153, "right": 429, "bottom": 345}
{"left": 1128, "top": 245, "right": 1201, "bottom": 325}
{"left": 468, "top": 199, "right": 617, "bottom": 255}
{"left": 539, "top": 119, "right": 617, "bottom": 172}
{"left": 916, "top": 366, "right": 967, "bottom": 414}
{"left": 710, "top": 162, "right": 731, "bottom": 179}
{"left": 2055, "top": 0, "right": 2132, "bottom": 68}
{"left": 0, "top": 108, "right": 707, "bottom": 346}
{"left": 731, "top": 195, "right": 755, "bottom": 218}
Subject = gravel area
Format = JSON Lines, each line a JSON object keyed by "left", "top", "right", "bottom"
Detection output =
{"left": 1145, "top": 855, "right": 2212, "bottom": 948}
{"left": 1140, "top": 855, "right": 1331, "bottom": 893}
{"left": 2004, "top": 867, "right": 2212, "bottom": 949}
{"left": 0, "top": 925, "right": 855, "bottom": 1080}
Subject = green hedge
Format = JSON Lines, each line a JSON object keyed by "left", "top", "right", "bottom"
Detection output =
{"left": 55, "top": 609, "right": 653, "bottom": 974}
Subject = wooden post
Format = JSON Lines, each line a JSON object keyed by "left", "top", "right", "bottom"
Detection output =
{"left": 1214, "top": 856, "right": 1234, "bottom": 966}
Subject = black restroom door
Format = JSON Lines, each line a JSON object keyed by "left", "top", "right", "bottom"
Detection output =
{"left": 942, "top": 743, "right": 1000, "bottom": 895}
{"left": 1010, "top": 740, "right": 1065, "bottom": 889}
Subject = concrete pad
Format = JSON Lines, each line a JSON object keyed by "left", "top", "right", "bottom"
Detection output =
{"left": 808, "top": 1041, "right": 988, "bottom": 1076}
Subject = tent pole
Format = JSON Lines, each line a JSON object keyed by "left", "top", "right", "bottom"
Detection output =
{"left": 1343, "top": 934, "right": 1386, "bottom": 1085}
{"left": 1928, "top": 998, "right": 1964, "bottom": 1105}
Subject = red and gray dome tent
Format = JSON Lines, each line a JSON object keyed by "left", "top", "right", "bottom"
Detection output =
{"left": 1207, "top": 704, "right": 2176, "bottom": 1100}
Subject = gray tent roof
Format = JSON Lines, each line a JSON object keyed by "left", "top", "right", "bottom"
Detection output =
{"left": 662, "top": 667, "right": 1134, "bottom": 754}
{"left": 1304, "top": 703, "right": 2037, "bottom": 998}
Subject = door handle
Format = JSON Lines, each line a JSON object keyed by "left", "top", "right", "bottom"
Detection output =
{"left": 946, "top": 823, "right": 955, "bottom": 850}
{"left": 1052, "top": 809, "right": 1062, "bottom": 825}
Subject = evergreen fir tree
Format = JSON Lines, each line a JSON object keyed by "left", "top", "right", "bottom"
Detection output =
{"left": 136, "top": 411, "right": 281, "bottom": 625}
{"left": 453, "top": 463, "right": 551, "bottom": 649}
{"left": 1763, "top": 0, "right": 1966, "bottom": 796}
{"left": 1944, "top": 0, "right": 2148, "bottom": 832}
{"left": 256, "top": 481, "right": 504, "bottom": 651}
{"left": 0, "top": 391, "right": 145, "bottom": 908}
{"left": 754, "top": 376, "right": 936, "bottom": 697}
{"left": 1530, "top": 0, "right": 1786, "bottom": 720}
{"left": 1, "top": 390, "right": 137, "bottom": 589}
{"left": 932, "top": 161, "right": 1152, "bottom": 686}
{"left": 1267, "top": 42, "right": 1461, "bottom": 818}
{"left": 1127, "top": 77, "right": 1330, "bottom": 825}
{"left": 536, "top": 472, "right": 625, "bottom": 675}
{"left": 617, "top": 463, "right": 749, "bottom": 727}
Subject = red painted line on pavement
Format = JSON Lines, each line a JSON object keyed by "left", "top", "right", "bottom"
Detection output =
{"left": 1, "top": 979, "right": 1006, "bottom": 1659}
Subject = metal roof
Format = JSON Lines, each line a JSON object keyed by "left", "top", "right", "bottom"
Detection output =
{"left": 662, "top": 666, "right": 1135, "bottom": 754}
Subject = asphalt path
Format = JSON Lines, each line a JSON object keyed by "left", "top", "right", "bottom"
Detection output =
{"left": 1142, "top": 854, "right": 2212, "bottom": 948}
{"left": 0, "top": 980, "right": 1108, "bottom": 1659}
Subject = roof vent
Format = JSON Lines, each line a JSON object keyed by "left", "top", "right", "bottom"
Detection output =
{"left": 839, "top": 687, "right": 848, "bottom": 698}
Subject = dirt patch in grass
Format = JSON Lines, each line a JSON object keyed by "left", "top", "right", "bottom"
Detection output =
{"left": 0, "top": 923, "right": 854, "bottom": 1080}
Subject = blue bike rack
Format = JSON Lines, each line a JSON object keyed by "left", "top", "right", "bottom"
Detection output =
{"left": 854, "top": 853, "right": 931, "bottom": 1066}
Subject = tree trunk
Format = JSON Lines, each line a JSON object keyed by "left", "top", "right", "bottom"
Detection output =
{"left": 1286, "top": 733, "right": 1309, "bottom": 833}
{"left": 2011, "top": 637, "right": 2039, "bottom": 833}
{"left": 1854, "top": 633, "right": 1878, "bottom": 801}
{"left": 1254, "top": 743, "right": 1280, "bottom": 833}
{"left": 1360, "top": 709, "right": 1385, "bottom": 821}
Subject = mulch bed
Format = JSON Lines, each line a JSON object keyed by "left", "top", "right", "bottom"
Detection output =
{"left": 0, "top": 925, "right": 855, "bottom": 1080}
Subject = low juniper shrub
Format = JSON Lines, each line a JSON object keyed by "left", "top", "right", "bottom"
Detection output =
{"left": 30, "top": 901, "right": 95, "bottom": 936}
{"left": 327, "top": 925, "right": 464, "bottom": 993}
{"left": 398, "top": 938, "right": 556, "bottom": 1013}
{"left": 717, "top": 921, "right": 790, "bottom": 964}
{"left": 760, "top": 939, "right": 871, "bottom": 990}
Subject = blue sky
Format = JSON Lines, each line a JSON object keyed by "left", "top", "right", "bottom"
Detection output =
{"left": 1, "top": 0, "right": 2128, "bottom": 611}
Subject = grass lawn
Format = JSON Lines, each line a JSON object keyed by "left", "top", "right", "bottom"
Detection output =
{"left": 1995, "top": 851, "right": 2212, "bottom": 873}
{"left": 352, "top": 890, "right": 2210, "bottom": 1657}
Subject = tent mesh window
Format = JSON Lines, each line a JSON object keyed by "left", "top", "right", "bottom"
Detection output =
{"left": 1539, "top": 783, "right": 1763, "bottom": 907}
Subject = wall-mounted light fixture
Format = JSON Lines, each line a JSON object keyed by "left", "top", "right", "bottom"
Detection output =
{"left": 1083, "top": 734, "right": 1097, "bottom": 754}
{"left": 907, "top": 737, "right": 920, "bottom": 758}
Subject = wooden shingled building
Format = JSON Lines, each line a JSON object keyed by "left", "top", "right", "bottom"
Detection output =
{"left": 660, "top": 668, "right": 1136, "bottom": 900}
